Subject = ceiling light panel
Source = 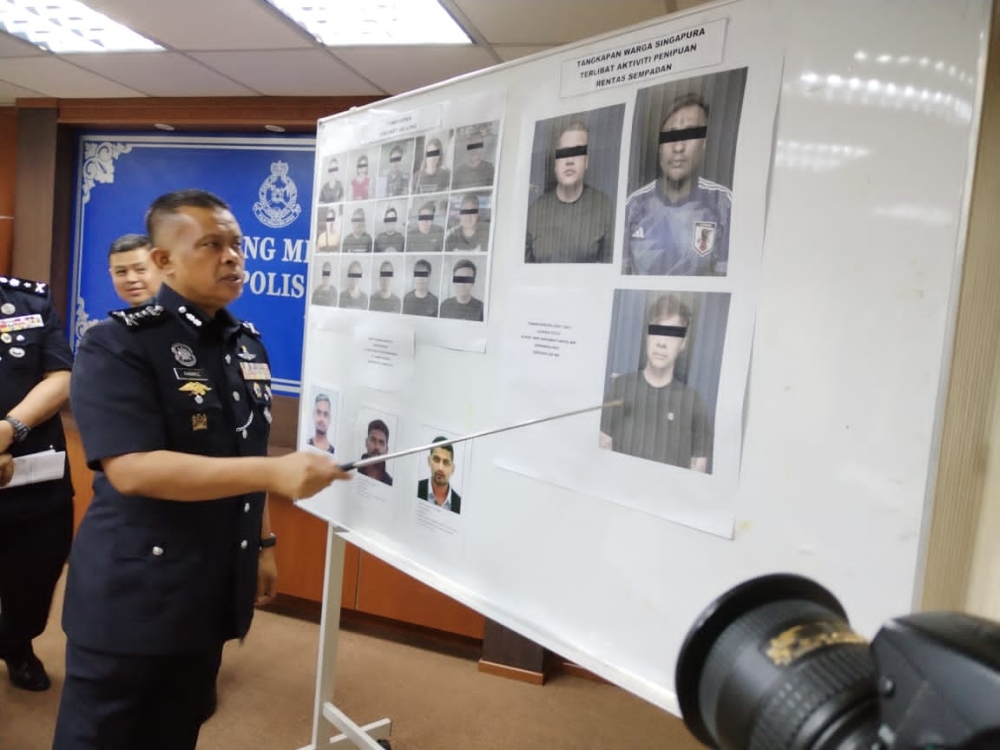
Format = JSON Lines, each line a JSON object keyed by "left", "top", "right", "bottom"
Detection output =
{"left": 266, "top": 0, "right": 471, "bottom": 46}
{"left": 0, "top": 1, "right": 163, "bottom": 53}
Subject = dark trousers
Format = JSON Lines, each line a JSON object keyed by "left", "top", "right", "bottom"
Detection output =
{"left": 52, "top": 640, "right": 224, "bottom": 750}
{"left": 0, "top": 501, "right": 73, "bottom": 657}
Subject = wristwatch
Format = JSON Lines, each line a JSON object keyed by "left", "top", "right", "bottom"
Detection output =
{"left": 2, "top": 416, "right": 30, "bottom": 444}
{"left": 259, "top": 533, "right": 277, "bottom": 550}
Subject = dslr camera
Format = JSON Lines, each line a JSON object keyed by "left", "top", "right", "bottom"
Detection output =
{"left": 675, "top": 573, "right": 1000, "bottom": 749}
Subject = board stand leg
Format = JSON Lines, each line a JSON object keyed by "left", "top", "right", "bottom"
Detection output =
{"left": 297, "top": 526, "right": 393, "bottom": 750}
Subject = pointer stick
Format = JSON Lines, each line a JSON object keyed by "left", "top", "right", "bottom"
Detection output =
{"left": 339, "top": 399, "right": 623, "bottom": 472}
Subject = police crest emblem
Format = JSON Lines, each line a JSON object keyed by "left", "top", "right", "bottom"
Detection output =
{"left": 253, "top": 161, "right": 302, "bottom": 229}
{"left": 171, "top": 342, "right": 197, "bottom": 367}
{"left": 693, "top": 221, "right": 716, "bottom": 257}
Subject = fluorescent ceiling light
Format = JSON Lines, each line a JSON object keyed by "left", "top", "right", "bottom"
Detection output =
{"left": 0, "top": 1, "right": 162, "bottom": 53}
{"left": 266, "top": 0, "right": 471, "bottom": 46}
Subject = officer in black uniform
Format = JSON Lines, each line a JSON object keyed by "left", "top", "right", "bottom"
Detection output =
{"left": 52, "top": 189, "right": 349, "bottom": 749}
{"left": 0, "top": 274, "right": 74, "bottom": 692}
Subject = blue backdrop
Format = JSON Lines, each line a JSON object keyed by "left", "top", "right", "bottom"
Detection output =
{"left": 70, "top": 134, "right": 316, "bottom": 395}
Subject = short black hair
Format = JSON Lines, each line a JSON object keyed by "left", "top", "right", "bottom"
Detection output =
{"left": 315, "top": 393, "right": 331, "bottom": 406}
{"left": 368, "top": 419, "right": 389, "bottom": 441}
{"left": 662, "top": 93, "right": 710, "bottom": 129}
{"left": 145, "top": 189, "right": 230, "bottom": 244}
{"left": 453, "top": 259, "right": 477, "bottom": 278}
{"left": 108, "top": 233, "right": 151, "bottom": 261}
{"left": 429, "top": 437, "right": 454, "bottom": 460}
{"left": 414, "top": 259, "right": 432, "bottom": 274}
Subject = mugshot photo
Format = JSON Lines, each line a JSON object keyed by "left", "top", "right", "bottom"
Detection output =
{"left": 445, "top": 190, "right": 492, "bottom": 253}
{"left": 338, "top": 256, "right": 371, "bottom": 311}
{"left": 524, "top": 104, "right": 625, "bottom": 264}
{"left": 347, "top": 148, "right": 376, "bottom": 201}
{"left": 416, "top": 426, "right": 468, "bottom": 515}
{"left": 377, "top": 138, "right": 415, "bottom": 198}
{"left": 314, "top": 204, "right": 342, "bottom": 253}
{"left": 451, "top": 120, "right": 500, "bottom": 191}
{"left": 310, "top": 258, "right": 339, "bottom": 307}
{"left": 340, "top": 202, "right": 375, "bottom": 253}
{"left": 622, "top": 67, "right": 748, "bottom": 277}
{"left": 355, "top": 407, "right": 399, "bottom": 487}
{"left": 317, "top": 153, "right": 346, "bottom": 204}
{"left": 402, "top": 255, "right": 442, "bottom": 318}
{"left": 599, "top": 289, "right": 731, "bottom": 474}
{"left": 301, "top": 386, "right": 340, "bottom": 455}
{"left": 373, "top": 199, "right": 407, "bottom": 253}
{"left": 439, "top": 255, "right": 485, "bottom": 322}
{"left": 369, "top": 257, "right": 403, "bottom": 314}
{"left": 412, "top": 131, "right": 454, "bottom": 195}
{"left": 405, "top": 194, "right": 449, "bottom": 253}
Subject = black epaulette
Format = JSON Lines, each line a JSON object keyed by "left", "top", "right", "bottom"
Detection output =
{"left": 110, "top": 304, "right": 168, "bottom": 328}
{"left": 240, "top": 320, "right": 262, "bottom": 338}
{"left": 0, "top": 275, "right": 49, "bottom": 297}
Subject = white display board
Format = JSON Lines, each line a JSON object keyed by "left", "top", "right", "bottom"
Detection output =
{"left": 297, "top": 0, "right": 992, "bottom": 714}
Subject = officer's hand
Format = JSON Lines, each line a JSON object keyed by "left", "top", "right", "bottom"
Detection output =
{"left": 0, "top": 420, "right": 13, "bottom": 455}
{"left": 270, "top": 451, "right": 351, "bottom": 499}
{"left": 0, "top": 453, "right": 14, "bottom": 488}
{"left": 255, "top": 549, "right": 278, "bottom": 608}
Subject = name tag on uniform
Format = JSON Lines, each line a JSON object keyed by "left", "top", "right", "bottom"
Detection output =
{"left": 173, "top": 367, "right": 209, "bottom": 381}
{"left": 0, "top": 314, "right": 43, "bottom": 333}
{"left": 239, "top": 362, "right": 272, "bottom": 381}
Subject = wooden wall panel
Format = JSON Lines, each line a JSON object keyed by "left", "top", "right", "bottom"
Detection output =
{"left": 355, "top": 551, "right": 486, "bottom": 639}
{"left": 65, "top": 420, "right": 95, "bottom": 534}
{"left": 55, "top": 96, "right": 383, "bottom": 129}
{"left": 268, "top": 491, "right": 361, "bottom": 608}
{"left": 0, "top": 108, "right": 15, "bottom": 276}
{"left": 13, "top": 104, "right": 58, "bottom": 283}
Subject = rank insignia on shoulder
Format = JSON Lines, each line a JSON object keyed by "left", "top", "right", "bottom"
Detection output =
{"left": 111, "top": 304, "right": 167, "bottom": 328}
{"left": 0, "top": 275, "right": 49, "bottom": 297}
{"left": 240, "top": 321, "right": 262, "bottom": 338}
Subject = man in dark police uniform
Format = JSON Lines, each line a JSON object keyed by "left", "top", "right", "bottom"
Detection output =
{"left": 0, "top": 275, "right": 74, "bottom": 692}
{"left": 53, "top": 189, "right": 349, "bottom": 749}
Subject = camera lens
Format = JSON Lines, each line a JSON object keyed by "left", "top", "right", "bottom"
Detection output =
{"left": 675, "top": 574, "right": 880, "bottom": 749}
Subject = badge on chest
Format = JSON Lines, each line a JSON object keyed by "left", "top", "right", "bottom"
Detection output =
{"left": 239, "top": 362, "right": 272, "bottom": 381}
{"left": 0, "top": 314, "right": 43, "bottom": 334}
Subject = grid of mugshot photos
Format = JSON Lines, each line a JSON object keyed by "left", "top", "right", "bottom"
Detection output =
{"left": 310, "top": 120, "right": 500, "bottom": 322}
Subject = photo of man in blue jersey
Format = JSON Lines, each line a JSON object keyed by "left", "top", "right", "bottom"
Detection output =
{"left": 623, "top": 69, "right": 747, "bottom": 277}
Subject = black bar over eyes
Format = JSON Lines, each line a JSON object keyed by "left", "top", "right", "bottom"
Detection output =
{"left": 418, "top": 213, "right": 434, "bottom": 221}
{"left": 467, "top": 141, "right": 484, "bottom": 150}
{"left": 413, "top": 270, "right": 430, "bottom": 277}
{"left": 348, "top": 272, "right": 363, "bottom": 278}
{"left": 659, "top": 126, "right": 708, "bottom": 143}
{"left": 554, "top": 145, "right": 588, "bottom": 159}
{"left": 389, "top": 155, "right": 402, "bottom": 162}
{"left": 453, "top": 275, "right": 475, "bottom": 283}
{"left": 380, "top": 271, "right": 394, "bottom": 277}
{"left": 358, "top": 161, "right": 368, "bottom": 167}
{"left": 425, "top": 149, "right": 441, "bottom": 157}
{"left": 459, "top": 208, "right": 479, "bottom": 215}
{"left": 383, "top": 216, "right": 397, "bottom": 223}
{"left": 328, "top": 166, "right": 339, "bottom": 172}
{"left": 648, "top": 325, "right": 687, "bottom": 337}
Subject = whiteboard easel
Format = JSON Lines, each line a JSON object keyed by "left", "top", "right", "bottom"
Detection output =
{"left": 298, "top": 527, "right": 392, "bottom": 750}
